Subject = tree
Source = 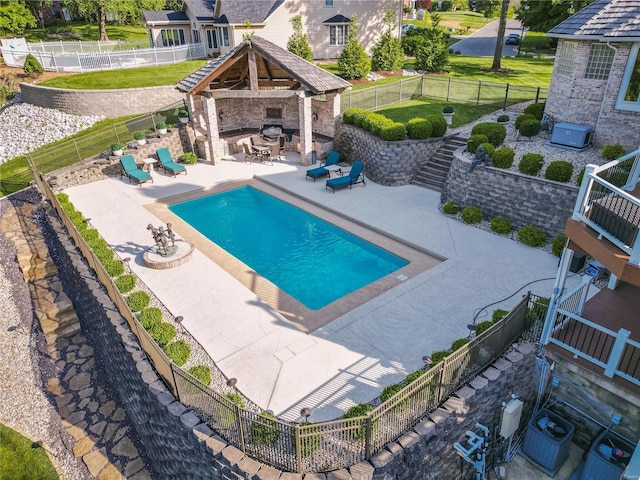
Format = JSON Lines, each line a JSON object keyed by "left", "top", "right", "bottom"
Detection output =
{"left": 24, "top": 0, "right": 51, "bottom": 29}
{"left": 371, "top": 10, "right": 404, "bottom": 71}
{"left": 414, "top": 28, "right": 449, "bottom": 72}
{"left": 337, "top": 15, "right": 371, "bottom": 80}
{"left": 287, "top": 15, "right": 313, "bottom": 62}
{"left": 0, "top": 0, "right": 37, "bottom": 36}
{"left": 64, "top": 0, "right": 164, "bottom": 40}
{"left": 490, "top": 0, "right": 510, "bottom": 70}
{"left": 516, "top": 0, "right": 592, "bottom": 32}
{"left": 476, "top": 0, "right": 500, "bottom": 18}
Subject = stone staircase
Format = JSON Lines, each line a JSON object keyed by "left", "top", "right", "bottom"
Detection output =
{"left": 410, "top": 135, "right": 467, "bottom": 192}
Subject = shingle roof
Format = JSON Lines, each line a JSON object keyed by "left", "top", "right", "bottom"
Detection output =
{"left": 221, "top": 0, "right": 283, "bottom": 24}
{"left": 324, "top": 15, "right": 351, "bottom": 24}
{"left": 142, "top": 10, "right": 189, "bottom": 23}
{"left": 176, "top": 35, "right": 351, "bottom": 95}
{"left": 184, "top": 0, "right": 216, "bottom": 21}
{"left": 548, "top": 0, "right": 640, "bottom": 38}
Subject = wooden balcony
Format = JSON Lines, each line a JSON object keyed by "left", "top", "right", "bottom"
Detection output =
{"left": 544, "top": 281, "right": 640, "bottom": 399}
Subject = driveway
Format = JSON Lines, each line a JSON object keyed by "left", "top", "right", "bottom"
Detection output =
{"left": 451, "top": 19, "right": 524, "bottom": 57}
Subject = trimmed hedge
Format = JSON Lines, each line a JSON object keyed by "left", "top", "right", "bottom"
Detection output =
{"left": 188, "top": 365, "right": 212, "bottom": 385}
{"left": 461, "top": 206, "right": 483, "bottom": 224}
{"left": 407, "top": 118, "right": 433, "bottom": 139}
{"left": 164, "top": 339, "right": 190, "bottom": 366}
{"left": 443, "top": 201, "right": 461, "bottom": 214}
{"left": 515, "top": 113, "right": 536, "bottom": 130}
{"left": 601, "top": 143, "right": 626, "bottom": 160}
{"left": 431, "top": 350, "right": 449, "bottom": 365}
{"left": 545, "top": 160, "right": 573, "bottom": 182}
{"left": 471, "top": 122, "right": 506, "bottom": 147}
{"left": 479, "top": 143, "right": 495, "bottom": 159}
{"left": 524, "top": 102, "right": 545, "bottom": 120}
{"left": 491, "top": 148, "right": 515, "bottom": 169}
{"left": 138, "top": 307, "right": 162, "bottom": 330}
{"left": 149, "top": 322, "right": 176, "bottom": 347}
{"left": 490, "top": 217, "right": 512, "bottom": 234}
{"left": 475, "top": 320, "right": 495, "bottom": 336}
{"left": 451, "top": 337, "right": 469, "bottom": 351}
{"left": 380, "top": 122, "right": 407, "bottom": 141}
{"left": 380, "top": 383, "right": 403, "bottom": 402}
{"left": 467, "top": 134, "right": 488, "bottom": 154}
{"left": 518, "top": 153, "right": 544, "bottom": 176}
{"left": 425, "top": 114, "right": 447, "bottom": 137}
{"left": 517, "top": 226, "right": 547, "bottom": 247}
{"left": 343, "top": 108, "right": 406, "bottom": 140}
{"left": 103, "top": 259, "right": 124, "bottom": 277}
{"left": 126, "top": 291, "right": 150, "bottom": 312}
{"left": 519, "top": 118, "right": 541, "bottom": 138}
{"left": 115, "top": 274, "right": 136, "bottom": 294}
{"left": 551, "top": 236, "right": 566, "bottom": 257}
{"left": 492, "top": 309, "right": 509, "bottom": 322}
{"left": 405, "top": 368, "right": 425, "bottom": 384}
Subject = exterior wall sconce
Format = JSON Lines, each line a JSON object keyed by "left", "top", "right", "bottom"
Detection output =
{"left": 312, "top": 111, "right": 318, "bottom": 121}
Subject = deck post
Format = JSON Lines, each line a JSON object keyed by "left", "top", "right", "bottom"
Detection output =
{"left": 604, "top": 328, "right": 630, "bottom": 378}
{"left": 541, "top": 247, "right": 573, "bottom": 345}
{"left": 573, "top": 165, "right": 596, "bottom": 221}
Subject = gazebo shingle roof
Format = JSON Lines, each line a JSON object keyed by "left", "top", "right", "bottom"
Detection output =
{"left": 176, "top": 35, "right": 351, "bottom": 95}
{"left": 548, "top": 0, "right": 640, "bottom": 38}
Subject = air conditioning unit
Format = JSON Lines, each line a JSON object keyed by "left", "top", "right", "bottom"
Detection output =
{"left": 548, "top": 123, "right": 593, "bottom": 150}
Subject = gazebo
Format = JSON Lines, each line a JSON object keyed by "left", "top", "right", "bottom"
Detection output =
{"left": 176, "top": 36, "right": 352, "bottom": 165}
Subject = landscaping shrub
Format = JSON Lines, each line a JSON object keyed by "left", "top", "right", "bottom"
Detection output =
{"left": 515, "top": 113, "right": 536, "bottom": 130}
{"left": 164, "top": 339, "right": 190, "bottom": 366}
{"left": 342, "top": 108, "right": 367, "bottom": 125}
{"left": 379, "top": 122, "right": 407, "bottom": 141}
{"left": 545, "top": 160, "right": 573, "bottom": 182}
{"left": 115, "top": 274, "right": 136, "bottom": 294}
{"left": 342, "top": 403, "right": 375, "bottom": 440}
{"left": 92, "top": 244, "right": 114, "bottom": 263}
{"left": 250, "top": 411, "right": 281, "bottom": 446}
{"left": 443, "top": 201, "right": 461, "bottom": 215}
{"left": 425, "top": 114, "right": 447, "bottom": 137}
{"left": 461, "top": 206, "right": 482, "bottom": 224}
{"left": 380, "top": 383, "right": 403, "bottom": 402}
{"left": 188, "top": 365, "right": 212, "bottom": 385}
{"left": 517, "top": 226, "right": 547, "bottom": 247}
{"left": 149, "top": 322, "right": 176, "bottom": 347}
{"left": 405, "top": 368, "right": 425, "bottom": 383}
{"left": 87, "top": 236, "right": 109, "bottom": 251}
{"left": 518, "top": 153, "right": 544, "bottom": 176}
{"left": 601, "top": 143, "right": 626, "bottom": 160}
{"left": 471, "top": 122, "right": 506, "bottom": 147}
{"left": 524, "top": 102, "right": 545, "bottom": 120}
{"left": 68, "top": 210, "right": 85, "bottom": 225}
{"left": 23, "top": 54, "right": 44, "bottom": 76}
{"left": 56, "top": 193, "right": 70, "bottom": 204}
{"left": 451, "top": 337, "right": 469, "bottom": 351}
{"left": 103, "top": 258, "right": 124, "bottom": 277}
{"left": 181, "top": 152, "right": 198, "bottom": 164}
{"left": 475, "top": 320, "right": 495, "bottom": 336}
{"left": 430, "top": 350, "right": 449, "bottom": 365}
{"left": 497, "top": 114, "right": 510, "bottom": 123}
{"left": 490, "top": 217, "right": 512, "bottom": 234}
{"left": 576, "top": 167, "right": 585, "bottom": 186}
{"left": 467, "top": 134, "right": 488, "bottom": 154}
{"left": 551, "top": 236, "right": 566, "bottom": 257}
{"left": 138, "top": 307, "right": 162, "bottom": 330}
{"left": 492, "top": 309, "right": 509, "bottom": 322}
{"left": 80, "top": 228, "right": 100, "bottom": 243}
{"left": 406, "top": 118, "right": 432, "bottom": 139}
{"left": 217, "top": 392, "right": 245, "bottom": 429}
{"left": 519, "top": 118, "right": 541, "bottom": 138}
{"left": 479, "top": 143, "right": 495, "bottom": 159}
{"left": 491, "top": 148, "right": 515, "bottom": 169}
{"left": 126, "top": 291, "right": 150, "bottom": 312}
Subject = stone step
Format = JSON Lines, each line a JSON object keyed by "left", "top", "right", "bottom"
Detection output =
{"left": 40, "top": 311, "right": 80, "bottom": 336}
{"left": 34, "top": 291, "right": 75, "bottom": 321}
{"left": 44, "top": 321, "right": 83, "bottom": 345}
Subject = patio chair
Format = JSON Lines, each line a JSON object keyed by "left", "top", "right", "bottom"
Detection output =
{"left": 243, "top": 143, "right": 261, "bottom": 163}
{"left": 306, "top": 150, "right": 339, "bottom": 182}
{"left": 279, "top": 134, "right": 286, "bottom": 152}
{"left": 326, "top": 161, "right": 366, "bottom": 193}
{"left": 156, "top": 148, "right": 187, "bottom": 177}
{"left": 269, "top": 142, "right": 283, "bottom": 163}
{"left": 119, "top": 155, "right": 152, "bottom": 186}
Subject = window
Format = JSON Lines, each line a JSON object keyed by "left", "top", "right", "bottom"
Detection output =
{"left": 585, "top": 43, "right": 615, "bottom": 80}
{"left": 325, "top": 0, "right": 334, "bottom": 5}
{"left": 329, "top": 25, "right": 348, "bottom": 46}
{"left": 266, "top": 108, "right": 282, "bottom": 119}
{"left": 616, "top": 43, "right": 640, "bottom": 112}
{"left": 192, "top": 29, "right": 201, "bottom": 44}
{"left": 219, "top": 27, "right": 230, "bottom": 47}
{"left": 206, "top": 29, "right": 218, "bottom": 49}
{"left": 160, "top": 28, "right": 185, "bottom": 47}
{"left": 556, "top": 41, "right": 576, "bottom": 76}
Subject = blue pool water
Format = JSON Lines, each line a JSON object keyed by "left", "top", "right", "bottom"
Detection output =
{"left": 169, "top": 186, "right": 409, "bottom": 310}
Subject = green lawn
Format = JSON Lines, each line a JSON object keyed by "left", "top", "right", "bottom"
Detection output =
{"left": 404, "top": 11, "right": 497, "bottom": 35}
{"left": 0, "top": 424, "right": 58, "bottom": 480}
{"left": 520, "top": 31, "right": 557, "bottom": 56}
{"left": 24, "top": 21, "right": 148, "bottom": 47}
{"left": 39, "top": 61, "right": 207, "bottom": 89}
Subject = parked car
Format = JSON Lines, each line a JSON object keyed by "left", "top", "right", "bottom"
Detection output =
{"left": 505, "top": 33, "right": 521, "bottom": 45}
{"left": 402, "top": 24, "right": 417, "bottom": 36}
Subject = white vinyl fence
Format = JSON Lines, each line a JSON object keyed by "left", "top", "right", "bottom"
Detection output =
{"left": 1, "top": 39, "right": 206, "bottom": 72}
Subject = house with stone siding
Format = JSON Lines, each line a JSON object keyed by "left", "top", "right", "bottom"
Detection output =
{"left": 545, "top": 0, "right": 640, "bottom": 151}
{"left": 143, "top": 0, "right": 401, "bottom": 60}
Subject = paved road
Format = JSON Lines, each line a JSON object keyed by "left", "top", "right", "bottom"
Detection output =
{"left": 451, "top": 19, "right": 525, "bottom": 57}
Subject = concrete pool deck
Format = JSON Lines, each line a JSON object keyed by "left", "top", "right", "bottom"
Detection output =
{"left": 65, "top": 153, "right": 579, "bottom": 422}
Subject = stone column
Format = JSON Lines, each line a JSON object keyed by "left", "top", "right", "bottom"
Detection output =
{"left": 202, "top": 94, "right": 224, "bottom": 165}
{"left": 327, "top": 92, "right": 341, "bottom": 139}
{"left": 298, "top": 93, "right": 313, "bottom": 165}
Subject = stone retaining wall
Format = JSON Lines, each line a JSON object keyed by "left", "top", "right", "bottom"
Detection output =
{"left": 442, "top": 150, "right": 579, "bottom": 238}
{"left": 20, "top": 83, "right": 184, "bottom": 117}
{"left": 334, "top": 123, "right": 446, "bottom": 186}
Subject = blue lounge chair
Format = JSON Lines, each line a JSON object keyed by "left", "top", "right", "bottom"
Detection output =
{"left": 156, "top": 148, "right": 187, "bottom": 177}
{"left": 306, "top": 150, "right": 340, "bottom": 182}
{"left": 326, "top": 161, "right": 366, "bottom": 193}
{"left": 119, "top": 155, "right": 152, "bottom": 185}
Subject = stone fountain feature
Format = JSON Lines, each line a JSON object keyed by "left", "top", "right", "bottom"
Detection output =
{"left": 143, "top": 222, "right": 194, "bottom": 269}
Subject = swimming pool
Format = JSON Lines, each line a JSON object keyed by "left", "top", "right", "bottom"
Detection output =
{"left": 169, "top": 186, "right": 409, "bottom": 310}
